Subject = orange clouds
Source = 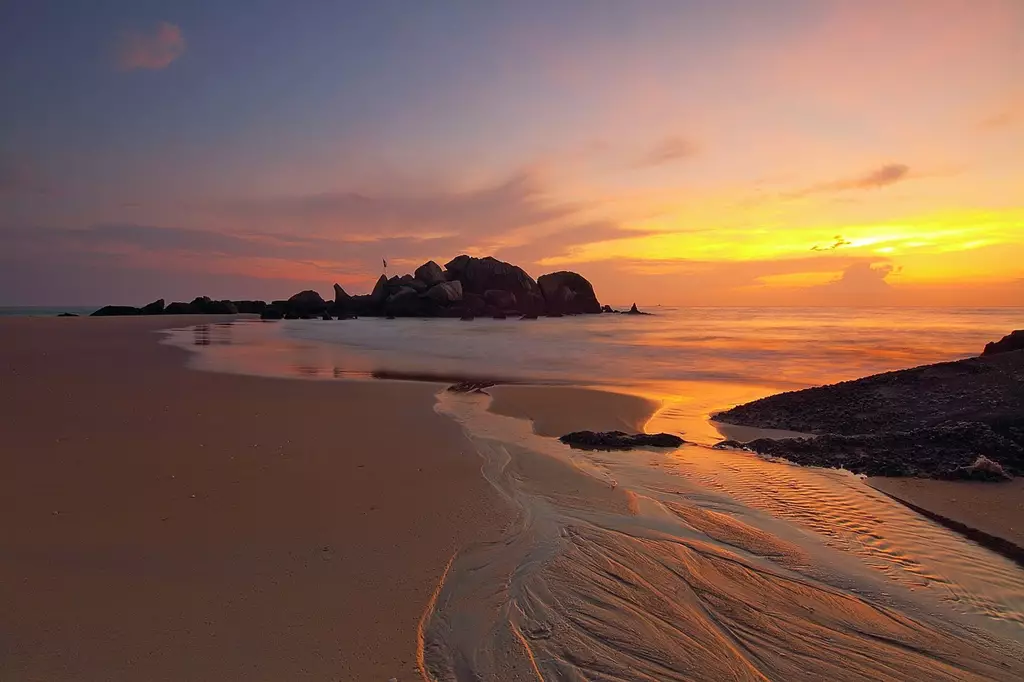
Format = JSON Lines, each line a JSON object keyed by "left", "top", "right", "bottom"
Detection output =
{"left": 116, "top": 22, "right": 185, "bottom": 71}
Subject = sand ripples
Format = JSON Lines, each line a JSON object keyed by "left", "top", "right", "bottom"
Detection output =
{"left": 421, "top": 390, "right": 1024, "bottom": 681}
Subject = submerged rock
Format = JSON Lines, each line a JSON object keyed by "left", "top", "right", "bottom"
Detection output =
{"left": 559, "top": 430, "right": 685, "bottom": 450}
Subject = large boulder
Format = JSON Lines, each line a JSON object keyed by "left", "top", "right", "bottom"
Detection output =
{"left": 537, "top": 271, "right": 601, "bottom": 314}
{"left": 385, "top": 286, "right": 434, "bottom": 317}
{"left": 370, "top": 275, "right": 389, "bottom": 307}
{"left": 191, "top": 297, "right": 238, "bottom": 314}
{"left": 165, "top": 301, "right": 192, "bottom": 314}
{"left": 91, "top": 305, "right": 140, "bottom": 316}
{"left": 414, "top": 260, "right": 446, "bottom": 287}
{"left": 983, "top": 330, "right": 1024, "bottom": 356}
{"left": 425, "top": 280, "right": 463, "bottom": 305}
{"left": 140, "top": 299, "right": 165, "bottom": 315}
{"left": 333, "top": 283, "right": 351, "bottom": 306}
{"left": 559, "top": 431, "right": 685, "bottom": 450}
{"left": 286, "top": 290, "right": 327, "bottom": 316}
{"left": 443, "top": 255, "right": 544, "bottom": 314}
{"left": 484, "top": 289, "right": 517, "bottom": 311}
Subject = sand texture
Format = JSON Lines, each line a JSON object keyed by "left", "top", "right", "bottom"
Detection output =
{"left": 0, "top": 316, "right": 508, "bottom": 681}
{"left": 486, "top": 383, "right": 658, "bottom": 437}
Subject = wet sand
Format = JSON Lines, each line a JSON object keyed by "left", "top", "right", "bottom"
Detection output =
{"left": 869, "top": 478, "right": 1024, "bottom": 553}
{"left": 487, "top": 384, "right": 659, "bottom": 437}
{"left": 0, "top": 316, "right": 508, "bottom": 681}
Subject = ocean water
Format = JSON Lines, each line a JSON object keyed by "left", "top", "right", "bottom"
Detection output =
{"left": 0, "top": 306, "right": 97, "bottom": 317}
{"left": 162, "top": 307, "right": 1024, "bottom": 680}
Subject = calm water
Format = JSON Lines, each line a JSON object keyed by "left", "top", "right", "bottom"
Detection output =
{"left": 163, "top": 307, "right": 1024, "bottom": 679}
{"left": 0, "top": 306, "right": 97, "bottom": 317}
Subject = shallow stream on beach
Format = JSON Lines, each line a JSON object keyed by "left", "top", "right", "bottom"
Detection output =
{"left": 163, "top": 307, "right": 1024, "bottom": 680}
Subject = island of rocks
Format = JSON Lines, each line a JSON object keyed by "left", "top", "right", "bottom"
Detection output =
{"left": 90, "top": 255, "right": 650, "bottom": 320}
{"left": 714, "top": 330, "right": 1024, "bottom": 480}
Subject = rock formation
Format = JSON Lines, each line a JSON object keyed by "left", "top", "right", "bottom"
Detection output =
{"left": 559, "top": 430, "right": 685, "bottom": 450}
{"left": 983, "top": 330, "right": 1024, "bottom": 356}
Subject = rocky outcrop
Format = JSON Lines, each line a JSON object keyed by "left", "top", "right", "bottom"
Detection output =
{"left": 91, "top": 305, "right": 140, "bottom": 316}
{"left": 140, "top": 299, "right": 165, "bottom": 315}
{"left": 88, "top": 255, "right": 606, "bottom": 321}
{"left": 984, "top": 330, "right": 1024, "bottom": 356}
{"left": 559, "top": 430, "right": 685, "bottom": 450}
{"left": 538, "top": 271, "right": 602, "bottom": 314}
{"left": 715, "top": 349, "right": 1024, "bottom": 479}
{"left": 415, "top": 261, "right": 446, "bottom": 287}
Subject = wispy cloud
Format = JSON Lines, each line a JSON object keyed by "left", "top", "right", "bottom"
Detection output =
{"left": 786, "top": 163, "right": 911, "bottom": 198}
{"left": 634, "top": 136, "right": 698, "bottom": 168}
{"left": 117, "top": 22, "right": 185, "bottom": 71}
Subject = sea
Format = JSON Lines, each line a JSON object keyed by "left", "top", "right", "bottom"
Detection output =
{"left": 100, "top": 307, "right": 1024, "bottom": 677}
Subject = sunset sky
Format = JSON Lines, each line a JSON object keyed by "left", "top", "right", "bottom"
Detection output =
{"left": 2, "top": 0, "right": 1021, "bottom": 306}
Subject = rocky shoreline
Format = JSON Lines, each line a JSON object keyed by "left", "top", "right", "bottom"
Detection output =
{"left": 90, "top": 255, "right": 650, "bottom": 320}
{"left": 714, "top": 332, "right": 1024, "bottom": 480}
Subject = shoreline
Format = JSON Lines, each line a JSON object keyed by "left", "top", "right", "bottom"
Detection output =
{"left": 1, "top": 316, "right": 511, "bottom": 681}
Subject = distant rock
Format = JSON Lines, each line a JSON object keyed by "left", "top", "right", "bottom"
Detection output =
{"left": 624, "top": 303, "right": 650, "bottom": 315}
{"left": 190, "top": 297, "right": 238, "bottom": 314}
{"left": 559, "top": 430, "right": 685, "bottom": 450}
{"left": 983, "top": 330, "right": 1024, "bottom": 356}
{"left": 91, "top": 305, "right": 140, "bottom": 316}
{"left": 140, "top": 299, "right": 165, "bottom": 315}
{"left": 333, "top": 283, "right": 351, "bottom": 306}
{"left": 538, "top": 271, "right": 601, "bottom": 314}
{"left": 232, "top": 300, "right": 267, "bottom": 314}
{"left": 286, "top": 290, "right": 326, "bottom": 316}
{"left": 483, "top": 289, "right": 517, "bottom": 311}
{"left": 602, "top": 304, "right": 616, "bottom": 313}
{"left": 415, "top": 260, "right": 446, "bottom": 287}
{"left": 57, "top": 312, "right": 78, "bottom": 317}
{"left": 164, "top": 301, "right": 191, "bottom": 314}
{"left": 370, "top": 275, "right": 389, "bottom": 307}
{"left": 444, "top": 255, "right": 545, "bottom": 314}
{"left": 321, "top": 312, "right": 333, "bottom": 320}
{"left": 426, "top": 280, "right": 463, "bottom": 305}
{"left": 260, "top": 308, "right": 284, "bottom": 320}
{"left": 386, "top": 286, "right": 433, "bottom": 317}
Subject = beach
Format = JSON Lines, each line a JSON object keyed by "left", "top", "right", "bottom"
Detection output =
{"left": 0, "top": 316, "right": 508, "bottom": 681}
{"left": 4, "top": 312, "right": 1024, "bottom": 680}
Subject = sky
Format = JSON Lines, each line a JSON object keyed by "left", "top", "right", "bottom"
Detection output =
{"left": 1, "top": 0, "right": 1022, "bottom": 306}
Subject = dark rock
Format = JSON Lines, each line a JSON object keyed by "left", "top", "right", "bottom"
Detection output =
{"left": 386, "top": 286, "right": 435, "bottom": 317}
{"left": 57, "top": 312, "right": 79, "bottom": 317}
{"left": 370, "top": 275, "right": 389, "bottom": 307}
{"left": 414, "top": 260, "right": 446, "bottom": 287}
{"left": 444, "top": 255, "right": 545, "bottom": 314}
{"left": 484, "top": 289, "right": 517, "bottom": 310}
{"left": 260, "top": 308, "right": 284, "bottom": 320}
{"left": 286, "top": 290, "right": 327, "bottom": 315}
{"left": 537, "top": 271, "right": 601, "bottom": 314}
{"left": 559, "top": 430, "right": 685, "bottom": 450}
{"left": 321, "top": 312, "right": 333, "bottom": 320}
{"left": 945, "top": 455, "right": 1011, "bottom": 481}
{"left": 233, "top": 300, "right": 267, "bottom": 314}
{"left": 462, "top": 292, "right": 486, "bottom": 316}
{"left": 426, "top": 280, "right": 463, "bottom": 305}
{"left": 407, "top": 278, "right": 429, "bottom": 293}
{"left": 333, "top": 283, "right": 351, "bottom": 307}
{"left": 983, "top": 330, "right": 1024, "bottom": 356}
{"left": 460, "top": 313, "right": 475, "bottom": 321}
{"left": 190, "top": 297, "right": 238, "bottom": 314}
{"left": 624, "top": 303, "right": 650, "bottom": 315}
{"left": 165, "top": 301, "right": 193, "bottom": 314}
{"left": 284, "top": 311, "right": 300, "bottom": 320}
{"left": 602, "top": 304, "right": 616, "bottom": 313}
{"left": 520, "top": 313, "right": 538, "bottom": 320}
{"left": 91, "top": 305, "right": 141, "bottom": 316}
{"left": 140, "top": 299, "right": 165, "bottom": 315}
{"left": 492, "top": 311, "right": 507, "bottom": 320}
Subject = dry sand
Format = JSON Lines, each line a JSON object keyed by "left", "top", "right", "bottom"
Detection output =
{"left": 486, "top": 384, "right": 658, "bottom": 438}
{"left": 0, "top": 316, "right": 508, "bottom": 681}
{"left": 868, "top": 477, "right": 1024, "bottom": 552}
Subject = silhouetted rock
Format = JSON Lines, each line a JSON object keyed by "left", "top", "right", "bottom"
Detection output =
{"left": 460, "top": 313, "right": 475, "bottom": 321}
{"left": 233, "top": 300, "right": 267, "bottom": 314}
{"left": 520, "top": 313, "right": 538, "bottom": 320}
{"left": 426, "top": 280, "right": 463, "bottom": 305}
{"left": 190, "top": 297, "right": 238, "bottom": 314}
{"left": 983, "top": 330, "right": 1024, "bottom": 356}
{"left": 370, "top": 275, "right": 389, "bottom": 307}
{"left": 333, "top": 283, "right": 351, "bottom": 306}
{"left": 386, "top": 286, "right": 434, "bottom": 317}
{"left": 624, "top": 303, "right": 650, "bottom": 315}
{"left": 462, "top": 292, "right": 486, "bottom": 316}
{"left": 321, "top": 312, "right": 333, "bottom": 320}
{"left": 444, "top": 255, "right": 545, "bottom": 314}
{"left": 260, "top": 308, "right": 284, "bottom": 320}
{"left": 537, "top": 271, "right": 601, "bottom": 314}
{"left": 57, "top": 312, "right": 78, "bottom": 317}
{"left": 602, "top": 304, "right": 615, "bottom": 313}
{"left": 559, "top": 430, "right": 685, "bottom": 450}
{"left": 91, "top": 305, "right": 140, "bottom": 316}
{"left": 140, "top": 299, "right": 165, "bottom": 315}
{"left": 164, "top": 302, "right": 191, "bottom": 314}
{"left": 286, "top": 290, "right": 326, "bottom": 316}
{"left": 414, "top": 260, "right": 446, "bottom": 287}
{"left": 407, "top": 278, "right": 429, "bottom": 293}
{"left": 484, "top": 289, "right": 517, "bottom": 310}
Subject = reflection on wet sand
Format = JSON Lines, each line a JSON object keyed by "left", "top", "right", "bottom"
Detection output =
{"left": 422, "top": 389, "right": 1024, "bottom": 680}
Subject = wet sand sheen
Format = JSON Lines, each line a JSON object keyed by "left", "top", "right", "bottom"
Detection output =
{"left": 421, "top": 387, "right": 1024, "bottom": 680}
